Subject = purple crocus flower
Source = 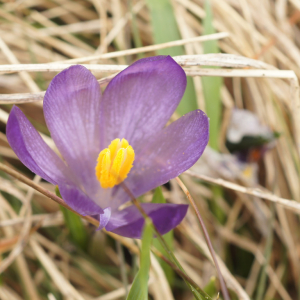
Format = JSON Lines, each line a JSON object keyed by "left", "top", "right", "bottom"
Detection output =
{"left": 6, "top": 56, "right": 209, "bottom": 238}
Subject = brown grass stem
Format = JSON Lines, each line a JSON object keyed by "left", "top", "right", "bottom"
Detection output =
{"left": 176, "top": 177, "right": 230, "bottom": 300}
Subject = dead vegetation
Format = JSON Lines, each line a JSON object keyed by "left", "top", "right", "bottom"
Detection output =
{"left": 0, "top": 0, "right": 299, "bottom": 299}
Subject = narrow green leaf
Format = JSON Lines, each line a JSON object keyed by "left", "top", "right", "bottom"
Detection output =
{"left": 152, "top": 187, "right": 175, "bottom": 284}
{"left": 203, "top": 276, "right": 217, "bottom": 297}
{"left": 127, "top": 219, "right": 153, "bottom": 300}
{"left": 146, "top": 0, "right": 197, "bottom": 115}
{"left": 202, "top": 0, "right": 222, "bottom": 150}
{"left": 151, "top": 187, "right": 212, "bottom": 300}
{"left": 130, "top": 0, "right": 144, "bottom": 58}
{"left": 151, "top": 186, "right": 165, "bottom": 204}
{"left": 210, "top": 186, "right": 226, "bottom": 223}
{"left": 155, "top": 233, "right": 211, "bottom": 300}
{"left": 145, "top": 0, "right": 182, "bottom": 57}
{"left": 55, "top": 187, "right": 89, "bottom": 251}
{"left": 202, "top": 1, "right": 226, "bottom": 223}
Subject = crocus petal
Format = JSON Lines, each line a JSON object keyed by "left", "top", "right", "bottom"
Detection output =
{"left": 101, "top": 56, "right": 186, "bottom": 150}
{"left": 43, "top": 65, "right": 102, "bottom": 193}
{"left": 58, "top": 183, "right": 103, "bottom": 216}
{"left": 98, "top": 207, "right": 111, "bottom": 230}
{"left": 6, "top": 106, "right": 71, "bottom": 185}
{"left": 111, "top": 110, "right": 209, "bottom": 209}
{"left": 106, "top": 203, "right": 188, "bottom": 238}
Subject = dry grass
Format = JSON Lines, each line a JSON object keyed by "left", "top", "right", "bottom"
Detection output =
{"left": 0, "top": 0, "right": 299, "bottom": 299}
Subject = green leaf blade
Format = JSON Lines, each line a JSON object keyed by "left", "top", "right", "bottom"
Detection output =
{"left": 146, "top": 0, "right": 197, "bottom": 115}
{"left": 55, "top": 187, "right": 89, "bottom": 251}
{"left": 127, "top": 219, "right": 153, "bottom": 300}
{"left": 202, "top": 0, "right": 222, "bottom": 150}
{"left": 152, "top": 187, "right": 175, "bottom": 284}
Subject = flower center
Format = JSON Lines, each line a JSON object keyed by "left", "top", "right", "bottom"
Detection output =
{"left": 95, "top": 138, "right": 135, "bottom": 189}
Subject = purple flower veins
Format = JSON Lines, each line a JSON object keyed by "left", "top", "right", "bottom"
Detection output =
{"left": 6, "top": 56, "right": 209, "bottom": 238}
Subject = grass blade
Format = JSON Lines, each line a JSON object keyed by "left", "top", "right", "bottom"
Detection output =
{"left": 126, "top": 219, "right": 153, "bottom": 300}
{"left": 152, "top": 187, "right": 175, "bottom": 285}
{"left": 202, "top": 0, "right": 222, "bottom": 150}
{"left": 146, "top": 0, "right": 197, "bottom": 115}
{"left": 55, "top": 187, "right": 88, "bottom": 251}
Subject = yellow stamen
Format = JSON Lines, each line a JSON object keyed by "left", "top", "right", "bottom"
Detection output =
{"left": 95, "top": 138, "right": 135, "bottom": 189}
